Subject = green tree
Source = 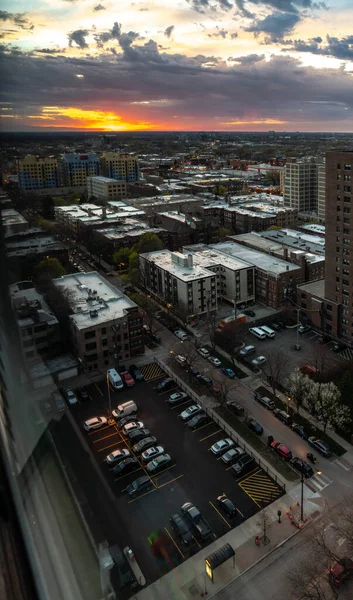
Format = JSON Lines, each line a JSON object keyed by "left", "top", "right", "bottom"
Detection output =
{"left": 41, "top": 195, "right": 55, "bottom": 220}
{"left": 217, "top": 227, "right": 231, "bottom": 242}
{"left": 213, "top": 184, "right": 227, "bottom": 197}
{"left": 113, "top": 247, "right": 132, "bottom": 269}
{"left": 37, "top": 218, "right": 55, "bottom": 232}
{"left": 34, "top": 257, "right": 66, "bottom": 280}
{"left": 129, "top": 251, "right": 139, "bottom": 271}
{"left": 134, "top": 232, "right": 163, "bottom": 254}
{"left": 68, "top": 192, "right": 80, "bottom": 203}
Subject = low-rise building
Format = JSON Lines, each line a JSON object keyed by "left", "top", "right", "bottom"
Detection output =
{"left": 53, "top": 272, "right": 144, "bottom": 373}
{"left": 128, "top": 194, "right": 203, "bottom": 216}
{"left": 297, "top": 279, "right": 340, "bottom": 339}
{"left": 92, "top": 220, "right": 169, "bottom": 261}
{"left": 87, "top": 176, "right": 127, "bottom": 201}
{"left": 6, "top": 230, "right": 69, "bottom": 282}
{"left": 2, "top": 208, "right": 29, "bottom": 237}
{"left": 154, "top": 211, "right": 205, "bottom": 249}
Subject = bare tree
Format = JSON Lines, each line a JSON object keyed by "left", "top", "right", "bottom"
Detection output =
{"left": 286, "top": 368, "right": 312, "bottom": 414}
{"left": 264, "top": 348, "right": 289, "bottom": 399}
{"left": 211, "top": 370, "right": 239, "bottom": 408}
{"left": 256, "top": 509, "right": 271, "bottom": 544}
{"left": 214, "top": 321, "right": 246, "bottom": 368}
{"left": 286, "top": 558, "right": 339, "bottom": 600}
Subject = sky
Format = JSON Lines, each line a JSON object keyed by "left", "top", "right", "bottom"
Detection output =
{"left": 1, "top": 0, "right": 353, "bottom": 132}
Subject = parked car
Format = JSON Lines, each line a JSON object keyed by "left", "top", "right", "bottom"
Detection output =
{"left": 131, "top": 436, "right": 157, "bottom": 455}
{"left": 156, "top": 377, "right": 175, "bottom": 392}
{"left": 146, "top": 453, "right": 172, "bottom": 474}
{"left": 210, "top": 438, "right": 234, "bottom": 456}
{"left": 298, "top": 324, "right": 311, "bottom": 334}
{"left": 217, "top": 494, "right": 237, "bottom": 518}
{"left": 197, "top": 374, "right": 213, "bottom": 387}
{"left": 117, "top": 415, "right": 139, "bottom": 430}
{"left": 121, "top": 371, "right": 135, "bottom": 387}
{"left": 83, "top": 416, "right": 108, "bottom": 432}
{"left": 187, "top": 413, "right": 209, "bottom": 429}
{"left": 273, "top": 408, "right": 292, "bottom": 425}
{"left": 300, "top": 364, "right": 318, "bottom": 377}
{"left": 105, "top": 448, "right": 131, "bottom": 465}
{"left": 332, "top": 343, "right": 345, "bottom": 353}
{"left": 122, "top": 421, "right": 144, "bottom": 436}
{"left": 308, "top": 437, "right": 331, "bottom": 457}
{"left": 244, "top": 310, "right": 256, "bottom": 317}
{"left": 226, "top": 400, "right": 244, "bottom": 415}
{"left": 254, "top": 394, "right": 275, "bottom": 410}
{"left": 181, "top": 502, "right": 212, "bottom": 540}
{"left": 221, "top": 367, "right": 236, "bottom": 378}
{"left": 113, "top": 458, "right": 139, "bottom": 476}
{"left": 169, "top": 513, "right": 193, "bottom": 545}
{"left": 271, "top": 441, "right": 293, "bottom": 460}
{"left": 328, "top": 557, "right": 353, "bottom": 586}
{"left": 66, "top": 389, "right": 78, "bottom": 405}
{"left": 208, "top": 356, "right": 222, "bottom": 367}
{"left": 167, "top": 391, "right": 189, "bottom": 405}
{"left": 189, "top": 366, "right": 200, "bottom": 378}
{"left": 175, "top": 355, "right": 187, "bottom": 367}
{"left": 245, "top": 417, "right": 263, "bottom": 435}
{"left": 174, "top": 329, "right": 188, "bottom": 341}
{"left": 290, "top": 457, "right": 314, "bottom": 478}
{"left": 179, "top": 404, "right": 202, "bottom": 421}
{"left": 231, "top": 454, "right": 255, "bottom": 477}
{"left": 198, "top": 347, "right": 210, "bottom": 358}
{"left": 291, "top": 423, "right": 308, "bottom": 440}
{"left": 141, "top": 446, "right": 165, "bottom": 462}
{"left": 126, "top": 475, "right": 153, "bottom": 496}
{"left": 78, "top": 386, "right": 89, "bottom": 401}
{"left": 127, "top": 428, "right": 151, "bottom": 443}
{"left": 271, "top": 322, "right": 282, "bottom": 331}
{"left": 251, "top": 356, "right": 267, "bottom": 367}
{"left": 239, "top": 345, "right": 256, "bottom": 357}
{"left": 221, "top": 447, "right": 245, "bottom": 465}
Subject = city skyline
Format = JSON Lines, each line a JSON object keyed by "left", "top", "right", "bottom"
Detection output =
{"left": 1, "top": 0, "right": 353, "bottom": 132}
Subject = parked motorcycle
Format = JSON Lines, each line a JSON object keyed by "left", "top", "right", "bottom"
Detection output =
{"left": 306, "top": 452, "right": 317, "bottom": 464}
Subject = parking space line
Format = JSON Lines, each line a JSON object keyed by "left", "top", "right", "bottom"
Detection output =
{"left": 236, "top": 507, "right": 244, "bottom": 518}
{"left": 209, "top": 501, "right": 231, "bottom": 529}
{"left": 88, "top": 425, "right": 111, "bottom": 435}
{"left": 93, "top": 432, "right": 120, "bottom": 443}
{"left": 199, "top": 429, "right": 222, "bottom": 442}
{"left": 115, "top": 467, "right": 143, "bottom": 482}
{"left": 193, "top": 421, "right": 214, "bottom": 433}
{"left": 127, "top": 487, "right": 157, "bottom": 504}
{"left": 164, "top": 527, "right": 185, "bottom": 560}
{"left": 94, "top": 383, "right": 104, "bottom": 397}
{"left": 192, "top": 535, "right": 201, "bottom": 549}
{"left": 158, "top": 386, "right": 179, "bottom": 396}
{"left": 97, "top": 440, "right": 125, "bottom": 452}
{"left": 151, "top": 464, "right": 176, "bottom": 480}
{"left": 170, "top": 400, "right": 192, "bottom": 410}
{"left": 156, "top": 474, "right": 184, "bottom": 489}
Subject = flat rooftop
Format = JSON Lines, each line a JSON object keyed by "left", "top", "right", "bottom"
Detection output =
{"left": 53, "top": 272, "right": 138, "bottom": 330}
{"left": 301, "top": 223, "right": 325, "bottom": 235}
{"left": 6, "top": 236, "right": 63, "bottom": 256}
{"left": 192, "top": 242, "right": 301, "bottom": 275}
{"left": 55, "top": 202, "right": 145, "bottom": 224}
{"left": 297, "top": 279, "right": 325, "bottom": 297}
{"left": 2, "top": 208, "right": 28, "bottom": 225}
{"left": 188, "top": 248, "right": 251, "bottom": 272}
{"left": 261, "top": 228, "right": 325, "bottom": 255}
{"left": 97, "top": 223, "right": 166, "bottom": 241}
{"left": 87, "top": 176, "right": 122, "bottom": 184}
{"left": 10, "top": 283, "right": 58, "bottom": 327}
{"left": 141, "top": 250, "right": 214, "bottom": 282}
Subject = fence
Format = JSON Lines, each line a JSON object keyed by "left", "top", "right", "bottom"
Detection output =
{"left": 154, "top": 357, "right": 286, "bottom": 492}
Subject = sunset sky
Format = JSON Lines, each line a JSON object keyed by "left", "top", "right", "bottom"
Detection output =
{"left": 1, "top": 0, "right": 353, "bottom": 132}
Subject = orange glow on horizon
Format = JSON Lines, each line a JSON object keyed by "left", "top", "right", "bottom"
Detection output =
{"left": 27, "top": 106, "right": 159, "bottom": 131}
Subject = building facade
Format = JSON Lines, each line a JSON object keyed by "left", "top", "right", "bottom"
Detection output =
{"left": 100, "top": 152, "right": 139, "bottom": 183}
{"left": 325, "top": 151, "right": 353, "bottom": 346}
{"left": 61, "top": 153, "right": 100, "bottom": 187}
{"left": 87, "top": 176, "right": 127, "bottom": 201}
{"left": 18, "top": 155, "right": 59, "bottom": 191}
{"left": 53, "top": 272, "right": 144, "bottom": 373}
{"left": 318, "top": 159, "right": 326, "bottom": 223}
{"left": 284, "top": 157, "right": 321, "bottom": 213}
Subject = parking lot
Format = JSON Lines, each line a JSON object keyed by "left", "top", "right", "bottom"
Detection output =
{"left": 65, "top": 364, "right": 284, "bottom": 584}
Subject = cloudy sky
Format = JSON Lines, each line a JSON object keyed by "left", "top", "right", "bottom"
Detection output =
{"left": 1, "top": 0, "right": 353, "bottom": 132}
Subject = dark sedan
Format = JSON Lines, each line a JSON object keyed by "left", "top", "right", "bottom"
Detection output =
{"left": 217, "top": 494, "right": 237, "bottom": 518}
{"left": 197, "top": 374, "right": 213, "bottom": 387}
{"left": 291, "top": 423, "right": 308, "bottom": 440}
{"left": 187, "top": 413, "right": 209, "bottom": 430}
{"left": 169, "top": 513, "right": 193, "bottom": 545}
{"left": 245, "top": 417, "right": 263, "bottom": 435}
{"left": 112, "top": 458, "right": 139, "bottom": 476}
{"left": 290, "top": 457, "right": 314, "bottom": 478}
{"left": 156, "top": 377, "right": 176, "bottom": 392}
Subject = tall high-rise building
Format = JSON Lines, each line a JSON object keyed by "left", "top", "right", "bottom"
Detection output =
{"left": 100, "top": 152, "right": 139, "bottom": 183}
{"left": 61, "top": 153, "right": 100, "bottom": 187}
{"left": 17, "top": 155, "right": 59, "bottom": 191}
{"left": 283, "top": 157, "right": 321, "bottom": 213}
{"left": 325, "top": 151, "right": 353, "bottom": 345}
{"left": 317, "top": 158, "right": 326, "bottom": 223}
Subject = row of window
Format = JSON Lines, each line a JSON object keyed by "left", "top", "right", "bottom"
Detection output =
{"left": 337, "top": 164, "right": 352, "bottom": 170}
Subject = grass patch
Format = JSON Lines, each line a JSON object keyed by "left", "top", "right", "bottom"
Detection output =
{"left": 205, "top": 345, "right": 248, "bottom": 379}
{"left": 214, "top": 406, "right": 299, "bottom": 482}
{"left": 255, "top": 385, "right": 346, "bottom": 458}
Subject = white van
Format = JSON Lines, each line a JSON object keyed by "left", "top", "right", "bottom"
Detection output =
{"left": 249, "top": 327, "right": 266, "bottom": 340}
{"left": 112, "top": 400, "right": 137, "bottom": 420}
{"left": 107, "top": 368, "right": 124, "bottom": 390}
{"left": 258, "top": 325, "right": 275, "bottom": 339}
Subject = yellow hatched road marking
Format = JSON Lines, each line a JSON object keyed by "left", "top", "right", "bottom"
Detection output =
{"left": 140, "top": 363, "right": 165, "bottom": 381}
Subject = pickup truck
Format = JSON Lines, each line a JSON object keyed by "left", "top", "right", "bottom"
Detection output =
{"left": 181, "top": 502, "right": 212, "bottom": 540}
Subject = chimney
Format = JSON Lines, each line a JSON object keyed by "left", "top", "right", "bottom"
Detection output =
{"left": 102, "top": 206, "right": 107, "bottom": 220}
{"left": 187, "top": 254, "right": 193, "bottom": 268}
{"left": 283, "top": 247, "right": 288, "bottom": 260}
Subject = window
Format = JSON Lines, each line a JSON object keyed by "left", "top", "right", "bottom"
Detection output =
{"left": 34, "top": 324, "right": 47, "bottom": 333}
{"left": 86, "top": 353, "right": 98, "bottom": 362}
{"left": 101, "top": 327, "right": 107, "bottom": 335}
{"left": 337, "top": 174, "right": 341, "bottom": 180}
{"left": 85, "top": 341, "right": 97, "bottom": 351}
{"left": 103, "top": 350, "right": 109, "bottom": 357}
{"left": 344, "top": 164, "right": 351, "bottom": 170}
{"left": 84, "top": 330, "right": 96, "bottom": 340}
{"left": 344, "top": 186, "right": 351, "bottom": 192}
{"left": 102, "top": 338, "right": 108, "bottom": 346}
{"left": 337, "top": 163, "right": 341, "bottom": 169}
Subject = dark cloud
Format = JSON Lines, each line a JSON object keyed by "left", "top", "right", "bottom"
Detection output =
{"left": 0, "top": 10, "right": 34, "bottom": 30}
{"left": 282, "top": 35, "right": 353, "bottom": 60}
{"left": 208, "top": 27, "right": 238, "bottom": 39}
{"left": 186, "top": 0, "right": 233, "bottom": 13}
{"left": 67, "top": 29, "right": 89, "bottom": 49}
{"left": 229, "top": 53, "right": 265, "bottom": 63}
{"left": 93, "top": 3, "right": 106, "bottom": 10}
{"left": 1, "top": 42, "right": 352, "bottom": 132}
{"left": 230, "top": 33, "right": 238, "bottom": 39}
{"left": 36, "top": 48, "right": 66, "bottom": 54}
{"left": 94, "top": 23, "right": 142, "bottom": 51}
{"left": 236, "top": 0, "right": 325, "bottom": 13}
{"left": 164, "top": 25, "right": 175, "bottom": 38}
{"left": 245, "top": 11, "right": 301, "bottom": 41}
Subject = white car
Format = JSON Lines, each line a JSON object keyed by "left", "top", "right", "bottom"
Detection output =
{"left": 66, "top": 390, "right": 78, "bottom": 405}
{"left": 122, "top": 421, "right": 144, "bottom": 436}
{"left": 252, "top": 356, "right": 267, "bottom": 367}
{"left": 179, "top": 404, "right": 202, "bottom": 421}
{"left": 141, "top": 446, "right": 165, "bottom": 462}
{"left": 175, "top": 355, "right": 187, "bottom": 367}
{"left": 208, "top": 356, "right": 222, "bottom": 367}
{"left": 168, "top": 391, "right": 189, "bottom": 405}
{"left": 174, "top": 330, "right": 188, "bottom": 341}
{"left": 84, "top": 416, "right": 108, "bottom": 432}
{"left": 105, "top": 449, "right": 131, "bottom": 465}
{"left": 198, "top": 347, "right": 210, "bottom": 358}
{"left": 210, "top": 438, "right": 234, "bottom": 456}
{"left": 221, "top": 447, "right": 245, "bottom": 464}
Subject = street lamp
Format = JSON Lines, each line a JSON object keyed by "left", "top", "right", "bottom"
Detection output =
{"left": 287, "top": 395, "right": 292, "bottom": 413}
{"left": 106, "top": 372, "right": 112, "bottom": 422}
{"left": 300, "top": 469, "right": 322, "bottom": 522}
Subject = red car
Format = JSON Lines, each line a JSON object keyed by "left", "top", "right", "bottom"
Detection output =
{"left": 270, "top": 441, "right": 293, "bottom": 460}
{"left": 121, "top": 371, "right": 135, "bottom": 387}
{"left": 328, "top": 558, "right": 353, "bottom": 586}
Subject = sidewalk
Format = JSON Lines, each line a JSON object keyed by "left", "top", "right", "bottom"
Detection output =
{"left": 134, "top": 491, "right": 324, "bottom": 600}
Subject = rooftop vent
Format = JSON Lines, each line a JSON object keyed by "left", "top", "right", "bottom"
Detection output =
{"left": 90, "top": 309, "right": 98, "bottom": 318}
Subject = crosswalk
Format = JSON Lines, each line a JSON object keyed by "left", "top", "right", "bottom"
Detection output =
{"left": 338, "top": 347, "right": 353, "bottom": 361}
{"left": 334, "top": 457, "right": 353, "bottom": 471}
{"left": 305, "top": 472, "right": 332, "bottom": 493}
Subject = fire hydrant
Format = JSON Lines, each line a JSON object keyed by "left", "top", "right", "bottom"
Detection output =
{"left": 255, "top": 536, "right": 260, "bottom": 546}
